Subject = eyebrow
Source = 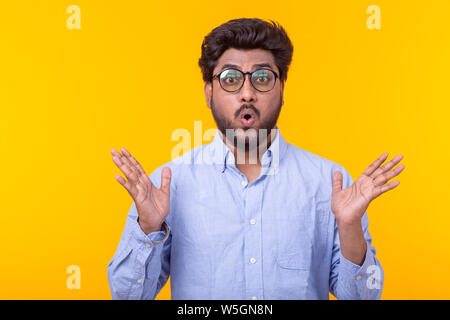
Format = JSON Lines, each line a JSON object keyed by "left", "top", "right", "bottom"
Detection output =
{"left": 219, "top": 63, "right": 274, "bottom": 72}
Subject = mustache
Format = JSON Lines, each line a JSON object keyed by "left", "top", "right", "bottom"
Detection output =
{"left": 234, "top": 104, "right": 260, "bottom": 119}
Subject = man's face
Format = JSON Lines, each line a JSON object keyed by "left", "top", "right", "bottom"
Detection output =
{"left": 204, "top": 48, "right": 284, "bottom": 151}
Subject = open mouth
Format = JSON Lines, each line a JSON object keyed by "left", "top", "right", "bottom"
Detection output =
{"left": 239, "top": 110, "right": 256, "bottom": 126}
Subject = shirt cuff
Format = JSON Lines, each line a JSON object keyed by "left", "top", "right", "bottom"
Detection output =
{"left": 131, "top": 217, "right": 170, "bottom": 245}
{"left": 339, "top": 245, "right": 374, "bottom": 275}
{"left": 338, "top": 244, "right": 383, "bottom": 299}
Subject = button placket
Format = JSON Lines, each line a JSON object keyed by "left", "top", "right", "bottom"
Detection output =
{"left": 243, "top": 180, "right": 264, "bottom": 300}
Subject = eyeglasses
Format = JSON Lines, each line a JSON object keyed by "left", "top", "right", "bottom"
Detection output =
{"left": 212, "top": 68, "right": 279, "bottom": 93}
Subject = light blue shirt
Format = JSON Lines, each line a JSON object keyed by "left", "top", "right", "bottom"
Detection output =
{"left": 107, "top": 128, "right": 384, "bottom": 300}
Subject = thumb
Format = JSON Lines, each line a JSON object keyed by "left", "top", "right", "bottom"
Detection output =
{"left": 332, "top": 171, "right": 343, "bottom": 194}
{"left": 160, "top": 166, "right": 172, "bottom": 194}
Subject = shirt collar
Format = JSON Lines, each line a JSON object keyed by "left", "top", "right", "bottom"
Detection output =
{"left": 208, "top": 126, "right": 288, "bottom": 173}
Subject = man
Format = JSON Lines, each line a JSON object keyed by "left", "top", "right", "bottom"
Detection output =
{"left": 107, "top": 18, "right": 404, "bottom": 300}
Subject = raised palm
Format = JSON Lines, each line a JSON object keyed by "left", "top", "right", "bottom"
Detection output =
{"left": 331, "top": 153, "right": 404, "bottom": 225}
{"left": 111, "top": 147, "right": 171, "bottom": 233}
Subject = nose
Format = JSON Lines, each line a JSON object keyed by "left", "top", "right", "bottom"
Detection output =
{"left": 239, "top": 74, "right": 257, "bottom": 103}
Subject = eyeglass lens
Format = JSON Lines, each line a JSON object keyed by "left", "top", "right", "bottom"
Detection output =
{"left": 219, "top": 69, "right": 276, "bottom": 92}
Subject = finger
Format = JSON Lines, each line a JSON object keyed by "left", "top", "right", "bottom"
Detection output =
{"left": 110, "top": 149, "right": 122, "bottom": 158}
{"left": 111, "top": 148, "right": 141, "bottom": 180}
{"left": 119, "top": 151, "right": 144, "bottom": 184}
{"left": 119, "top": 149, "right": 153, "bottom": 189}
{"left": 160, "top": 167, "right": 172, "bottom": 194}
{"left": 112, "top": 155, "right": 140, "bottom": 184}
{"left": 114, "top": 174, "right": 136, "bottom": 196}
{"left": 111, "top": 149, "right": 134, "bottom": 169}
{"left": 373, "top": 180, "right": 400, "bottom": 199}
{"left": 114, "top": 174, "right": 127, "bottom": 187}
{"left": 115, "top": 150, "right": 140, "bottom": 177}
{"left": 371, "top": 154, "right": 404, "bottom": 179}
{"left": 373, "top": 163, "right": 405, "bottom": 186}
{"left": 120, "top": 147, "right": 147, "bottom": 177}
{"left": 362, "top": 153, "right": 389, "bottom": 176}
{"left": 332, "top": 171, "right": 343, "bottom": 194}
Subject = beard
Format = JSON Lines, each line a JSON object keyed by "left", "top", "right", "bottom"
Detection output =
{"left": 210, "top": 92, "right": 282, "bottom": 153}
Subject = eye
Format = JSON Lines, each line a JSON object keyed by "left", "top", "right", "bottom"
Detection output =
{"left": 255, "top": 76, "right": 268, "bottom": 83}
{"left": 224, "top": 76, "right": 237, "bottom": 83}
{"left": 220, "top": 70, "right": 242, "bottom": 84}
{"left": 253, "top": 70, "right": 271, "bottom": 83}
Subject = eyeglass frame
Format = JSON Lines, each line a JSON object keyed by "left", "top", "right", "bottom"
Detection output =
{"left": 212, "top": 68, "right": 280, "bottom": 93}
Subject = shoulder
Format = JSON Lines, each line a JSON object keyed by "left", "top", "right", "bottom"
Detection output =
{"left": 147, "top": 143, "right": 211, "bottom": 189}
{"left": 284, "top": 142, "right": 354, "bottom": 187}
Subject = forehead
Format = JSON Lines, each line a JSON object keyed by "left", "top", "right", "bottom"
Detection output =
{"left": 215, "top": 48, "right": 277, "bottom": 72}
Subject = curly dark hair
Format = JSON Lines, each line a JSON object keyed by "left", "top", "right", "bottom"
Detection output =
{"left": 198, "top": 18, "right": 294, "bottom": 84}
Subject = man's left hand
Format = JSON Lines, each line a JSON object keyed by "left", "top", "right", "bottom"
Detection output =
{"left": 331, "top": 153, "right": 405, "bottom": 225}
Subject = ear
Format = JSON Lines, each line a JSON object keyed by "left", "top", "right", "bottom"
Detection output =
{"left": 204, "top": 82, "right": 213, "bottom": 109}
{"left": 280, "top": 81, "right": 285, "bottom": 106}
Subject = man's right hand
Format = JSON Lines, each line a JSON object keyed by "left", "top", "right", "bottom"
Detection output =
{"left": 111, "top": 147, "right": 172, "bottom": 234}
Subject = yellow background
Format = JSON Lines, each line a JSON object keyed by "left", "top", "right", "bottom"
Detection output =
{"left": 0, "top": 0, "right": 449, "bottom": 299}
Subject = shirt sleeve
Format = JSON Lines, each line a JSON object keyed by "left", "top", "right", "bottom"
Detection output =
{"left": 328, "top": 166, "right": 384, "bottom": 300}
{"left": 107, "top": 202, "right": 171, "bottom": 300}
{"left": 107, "top": 169, "right": 173, "bottom": 300}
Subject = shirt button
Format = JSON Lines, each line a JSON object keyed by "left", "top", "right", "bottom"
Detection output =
{"left": 250, "top": 257, "right": 256, "bottom": 264}
{"left": 250, "top": 219, "right": 256, "bottom": 225}
{"left": 355, "top": 275, "right": 362, "bottom": 280}
{"left": 145, "top": 243, "right": 152, "bottom": 248}
{"left": 251, "top": 296, "right": 258, "bottom": 300}
{"left": 137, "top": 279, "right": 142, "bottom": 284}
{"left": 241, "top": 180, "right": 248, "bottom": 187}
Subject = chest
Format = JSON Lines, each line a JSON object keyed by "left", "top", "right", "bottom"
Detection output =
{"left": 169, "top": 175, "right": 333, "bottom": 260}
